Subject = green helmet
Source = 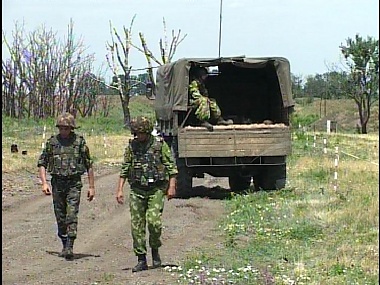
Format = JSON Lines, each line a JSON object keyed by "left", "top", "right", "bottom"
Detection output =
{"left": 56, "top": 112, "right": 77, "bottom": 129}
{"left": 130, "top": 116, "right": 153, "bottom": 134}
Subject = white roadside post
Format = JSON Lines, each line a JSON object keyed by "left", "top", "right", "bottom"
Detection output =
{"left": 42, "top": 125, "right": 46, "bottom": 149}
{"left": 103, "top": 135, "right": 107, "bottom": 156}
{"left": 334, "top": 146, "right": 339, "bottom": 191}
{"left": 326, "top": 120, "right": 331, "bottom": 134}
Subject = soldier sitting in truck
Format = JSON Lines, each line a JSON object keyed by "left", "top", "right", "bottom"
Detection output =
{"left": 189, "top": 65, "right": 233, "bottom": 131}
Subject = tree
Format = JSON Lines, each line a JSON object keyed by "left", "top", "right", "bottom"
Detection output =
{"left": 291, "top": 74, "right": 304, "bottom": 99}
{"left": 106, "top": 17, "right": 186, "bottom": 126}
{"left": 340, "top": 34, "right": 379, "bottom": 134}
{"left": 2, "top": 20, "right": 106, "bottom": 119}
{"left": 325, "top": 71, "right": 348, "bottom": 99}
{"left": 132, "top": 18, "right": 187, "bottom": 98}
{"left": 106, "top": 18, "right": 136, "bottom": 127}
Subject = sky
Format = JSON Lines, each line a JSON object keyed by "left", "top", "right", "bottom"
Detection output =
{"left": 2, "top": 0, "right": 379, "bottom": 81}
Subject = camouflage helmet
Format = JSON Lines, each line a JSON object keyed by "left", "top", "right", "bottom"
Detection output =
{"left": 130, "top": 116, "right": 153, "bottom": 134}
{"left": 56, "top": 112, "right": 77, "bottom": 129}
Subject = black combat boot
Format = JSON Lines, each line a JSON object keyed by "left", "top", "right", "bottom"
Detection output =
{"left": 132, "top": 254, "right": 148, "bottom": 272}
{"left": 58, "top": 236, "right": 68, "bottom": 258}
{"left": 200, "top": 121, "right": 214, "bottom": 131}
{"left": 65, "top": 238, "right": 75, "bottom": 261}
{"left": 151, "top": 248, "right": 162, "bottom": 268}
{"left": 216, "top": 117, "right": 233, "bottom": 125}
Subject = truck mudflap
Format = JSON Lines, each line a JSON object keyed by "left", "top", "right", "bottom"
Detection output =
{"left": 178, "top": 124, "right": 291, "bottom": 158}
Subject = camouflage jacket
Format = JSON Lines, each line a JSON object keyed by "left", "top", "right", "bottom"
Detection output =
{"left": 189, "top": 79, "right": 209, "bottom": 103}
{"left": 37, "top": 132, "right": 93, "bottom": 177}
{"left": 120, "top": 135, "right": 178, "bottom": 188}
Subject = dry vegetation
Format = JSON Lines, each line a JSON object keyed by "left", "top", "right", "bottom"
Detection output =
{"left": 295, "top": 99, "right": 379, "bottom": 133}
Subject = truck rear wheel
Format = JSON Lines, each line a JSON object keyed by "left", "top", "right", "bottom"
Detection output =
{"left": 254, "top": 164, "right": 286, "bottom": 191}
{"left": 228, "top": 174, "right": 252, "bottom": 192}
{"left": 175, "top": 158, "right": 193, "bottom": 198}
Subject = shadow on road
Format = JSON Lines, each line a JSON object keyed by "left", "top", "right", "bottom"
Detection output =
{"left": 46, "top": 250, "right": 101, "bottom": 260}
{"left": 177, "top": 186, "right": 233, "bottom": 200}
{"left": 122, "top": 263, "right": 179, "bottom": 271}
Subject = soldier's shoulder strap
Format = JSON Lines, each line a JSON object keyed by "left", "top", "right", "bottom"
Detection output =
{"left": 74, "top": 134, "right": 85, "bottom": 145}
{"left": 47, "top": 135, "right": 59, "bottom": 146}
{"left": 130, "top": 138, "right": 140, "bottom": 153}
{"left": 152, "top": 136, "right": 164, "bottom": 151}
{"left": 73, "top": 134, "right": 86, "bottom": 156}
{"left": 45, "top": 135, "right": 58, "bottom": 155}
{"left": 154, "top": 136, "right": 164, "bottom": 143}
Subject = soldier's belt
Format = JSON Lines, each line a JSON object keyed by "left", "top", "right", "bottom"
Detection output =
{"left": 52, "top": 174, "right": 81, "bottom": 180}
{"left": 131, "top": 181, "right": 166, "bottom": 190}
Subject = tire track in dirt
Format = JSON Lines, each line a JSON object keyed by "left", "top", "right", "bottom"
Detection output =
{"left": 2, "top": 172, "right": 228, "bottom": 285}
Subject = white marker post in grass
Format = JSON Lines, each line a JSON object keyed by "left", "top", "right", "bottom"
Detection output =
{"left": 323, "top": 138, "right": 327, "bottom": 154}
{"left": 326, "top": 120, "right": 331, "bottom": 134}
{"left": 42, "top": 125, "right": 46, "bottom": 149}
{"left": 334, "top": 146, "right": 339, "bottom": 191}
{"left": 103, "top": 135, "right": 107, "bottom": 156}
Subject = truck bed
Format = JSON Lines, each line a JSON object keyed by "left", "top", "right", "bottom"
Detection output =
{"left": 178, "top": 124, "right": 291, "bottom": 158}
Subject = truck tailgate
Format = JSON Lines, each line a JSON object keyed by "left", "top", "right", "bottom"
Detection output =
{"left": 178, "top": 124, "right": 291, "bottom": 158}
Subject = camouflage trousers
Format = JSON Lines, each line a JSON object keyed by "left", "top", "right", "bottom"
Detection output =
{"left": 51, "top": 175, "right": 82, "bottom": 240}
{"left": 192, "top": 95, "right": 222, "bottom": 122}
{"left": 129, "top": 187, "right": 166, "bottom": 256}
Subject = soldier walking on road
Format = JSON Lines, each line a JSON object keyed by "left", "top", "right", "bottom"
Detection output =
{"left": 115, "top": 116, "right": 178, "bottom": 272}
{"left": 37, "top": 112, "right": 95, "bottom": 261}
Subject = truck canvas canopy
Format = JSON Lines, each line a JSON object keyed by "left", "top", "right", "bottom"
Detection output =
{"left": 155, "top": 56, "right": 294, "bottom": 121}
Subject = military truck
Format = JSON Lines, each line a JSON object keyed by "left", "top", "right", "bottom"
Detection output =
{"left": 154, "top": 56, "right": 295, "bottom": 197}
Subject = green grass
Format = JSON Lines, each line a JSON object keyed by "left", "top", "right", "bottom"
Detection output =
{"left": 165, "top": 131, "right": 378, "bottom": 284}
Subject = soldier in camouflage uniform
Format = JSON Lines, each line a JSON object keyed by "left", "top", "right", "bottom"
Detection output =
{"left": 115, "top": 116, "right": 178, "bottom": 272}
{"left": 189, "top": 66, "right": 233, "bottom": 131}
{"left": 37, "top": 113, "right": 95, "bottom": 261}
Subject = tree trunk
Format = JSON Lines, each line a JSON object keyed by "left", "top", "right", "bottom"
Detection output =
{"left": 121, "top": 96, "right": 130, "bottom": 127}
{"left": 361, "top": 123, "right": 368, "bottom": 134}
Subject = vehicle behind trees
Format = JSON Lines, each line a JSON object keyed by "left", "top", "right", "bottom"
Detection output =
{"left": 154, "top": 56, "right": 295, "bottom": 197}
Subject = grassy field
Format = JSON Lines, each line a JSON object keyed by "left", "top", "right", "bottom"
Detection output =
{"left": 2, "top": 96, "right": 379, "bottom": 284}
{"left": 292, "top": 98, "right": 379, "bottom": 134}
{"left": 169, "top": 131, "right": 378, "bottom": 284}
{"left": 2, "top": 96, "right": 155, "bottom": 174}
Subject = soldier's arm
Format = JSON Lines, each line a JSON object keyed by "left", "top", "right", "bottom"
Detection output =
{"left": 37, "top": 141, "right": 51, "bottom": 195}
{"left": 161, "top": 141, "right": 178, "bottom": 200}
{"left": 160, "top": 141, "right": 178, "bottom": 177}
{"left": 81, "top": 139, "right": 95, "bottom": 201}
{"left": 116, "top": 145, "right": 133, "bottom": 204}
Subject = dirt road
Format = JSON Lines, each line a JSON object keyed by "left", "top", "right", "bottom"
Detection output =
{"left": 2, "top": 168, "right": 230, "bottom": 285}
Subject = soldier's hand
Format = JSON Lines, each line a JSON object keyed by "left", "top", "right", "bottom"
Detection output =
{"left": 42, "top": 183, "right": 51, "bottom": 195}
{"left": 87, "top": 187, "right": 95, "bottom": 201}
{"left": 166, "top": 185, "right": 176, "bottom": 200}
{"left": 116, "top": 189, "right": 124, "bottom": 204}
